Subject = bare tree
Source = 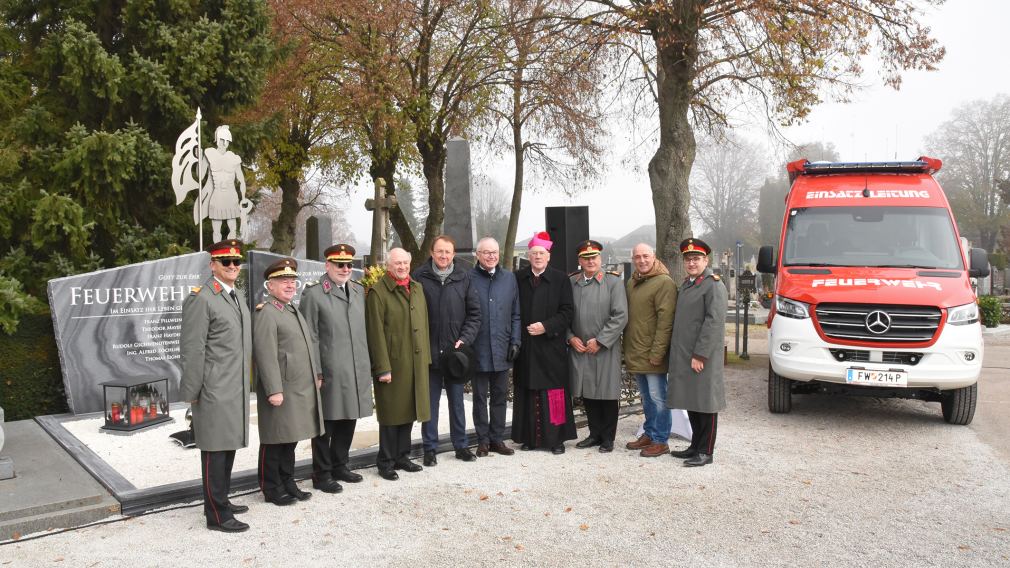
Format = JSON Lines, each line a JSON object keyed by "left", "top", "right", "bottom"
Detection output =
{"left": 472, "top": 177, "right": 511, "bottom": 244}
{"left": 926, "top": 95, "right": 1010, "bottom": 252}
{"left": 690, "top": 133, "right": 768, "bottom": 254}
{"left": 579, "top": 0, "right": 945, "bottom": 278}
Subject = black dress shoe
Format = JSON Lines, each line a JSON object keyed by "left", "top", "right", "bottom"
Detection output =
{"left": 312, "top": 478, "right": 343, "bottom": 494}
{"left": 207, "top": 518, "right": 249, "bottom": 533}
{"left": 334, "top": 468, "right": 364, "bottom": 483}
{"left": 683, "top": 453, "right": 714, "bottom": 467}
{"left": 598, "top": 441, "right": 614, "bottom": 453}
{"left": 378, "top": 469, "right": 399, "bottom": 481}
{"left": 227, "top": 503, "right": 249, "bottom": 515}
{"left": 575, "top": 436, "right": 601, "bottom": 449}
{"left": 423, "top": 450, "right": 437, "bottom": 466}
{"left": 455, "top": 448, "right": 477, "bottom": 462}
{"left": 265, "top": 493, "right": 297, "bottom": 506}
{"left": 670, "top": 448, "right": 698, "bottom": 459}
{"left": 287, "top": 486, "right": 312, "bottom": 501}
{"left": 490, "top": 441, "right": 515, "bottom": 456}
{"left": 520, "top": 443, "right": 533, "bottom": 451}
{"left": 551, "top": 444, "right": 566, "bottom": 455}
{"left": 394, "top": 459, "right": 423, "bottom": 473}
{"left": 476, "top": 444, "right": 489, "bottom": 457}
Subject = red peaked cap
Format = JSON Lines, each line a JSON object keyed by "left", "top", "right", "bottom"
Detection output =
{"left": 529, "top": 231, "right": 553, "bottom": 251}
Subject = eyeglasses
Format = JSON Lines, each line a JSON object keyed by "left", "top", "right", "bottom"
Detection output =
{"left": 329, "top": 261, "right": 352, "bottom": 268}
{"left": 216, "top": 259, "right": 242, "bottom": 267}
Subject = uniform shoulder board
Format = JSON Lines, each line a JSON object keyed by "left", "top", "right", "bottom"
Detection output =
{"left": 568, "top": 270, "right": 580, "bottom": 277}
{"left": 350, "top": 279, "right": 363, "bottom": 287}
{"left": 189, "top": 286, "right": 202, "bottom": 295}
{"left": 607, "top": 271, "right": 621, "bottom": 277}
{"left": 255, "top": 302, "right": 266, "bottom": 311}
{"left": 711, "top": 274, "right": 721, "bottom": 281}
{"left": 304, "top": 280, "right": 319, "bottom": 288}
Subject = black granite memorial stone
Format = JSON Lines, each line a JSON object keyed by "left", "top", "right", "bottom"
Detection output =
{"left": 47, "top": 253, "right": 210, "bottom": 414}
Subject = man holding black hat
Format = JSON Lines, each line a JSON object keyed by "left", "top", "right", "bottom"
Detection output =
{"left": 412, "top": 235, "right": 481, "bottom": 465}
{"left": 180, "top": 239, "right": 252, "bottom": 533}
{"left": 254, "top": 258, "right": 325, "bottom": 504}
{"left": 568, "top": 240, "right": 628, "bottom": 453}
{"left": 667, "top": 238, "right": 727, "bottom": 467}
{"left": 300, "top": 244, "right": 372, "bottom": 493}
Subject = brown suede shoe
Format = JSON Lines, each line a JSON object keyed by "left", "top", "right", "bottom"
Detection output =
{"left": 489, "top": 441, "right": 515, "bottom": 456}
{"left": 626, "top": 434, "right": 652, "bottom": 450}
{"left": 640, "top": 442, "right": 670, "bottom": 458}
{"left": 476, "top": 444, "right": 489, "bottom": 457}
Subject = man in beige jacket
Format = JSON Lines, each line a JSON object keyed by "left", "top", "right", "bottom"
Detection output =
{"left": 623, "top": 243, "right": 678, "bottom": 457}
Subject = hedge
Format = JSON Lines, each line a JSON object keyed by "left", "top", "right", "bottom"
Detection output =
{"left": 0, "top": 312, "right": 67, "bottom": 421}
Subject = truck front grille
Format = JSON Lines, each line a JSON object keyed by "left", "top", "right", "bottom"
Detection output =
{"left": 827, "top": 349, "right": 924, "bottom": 365}
{"left": 814, "top": 303, "right": 941, "bottom": 343}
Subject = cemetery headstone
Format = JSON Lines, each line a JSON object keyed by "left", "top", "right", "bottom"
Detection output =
{"left": 47, "top": 253, "right": 210, "bottom": 414}
{"left": 445, "top": 137, "right": 477, "bottom": 258}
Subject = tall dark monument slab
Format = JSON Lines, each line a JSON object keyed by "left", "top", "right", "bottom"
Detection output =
{"left": 445, "top": 137, "right": 477, "bottom": 258}
{"left": 47, "top": 253, "right": 210, "bottom": 414}
{"left": 545, "top": 206, "right": 590, "bottom": 273}
{"left": 306, "top": 215, "right": 332, "bottom": 261}
{"left": 244, "top": 250, "right": 365, "bottom": 311}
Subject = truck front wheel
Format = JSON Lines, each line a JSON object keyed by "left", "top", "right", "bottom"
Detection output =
{"left": 941, "top": 383, "right": 977, "bottom": 425}
{"left": 768, "top": 364, "right": 792, "bottom": 413}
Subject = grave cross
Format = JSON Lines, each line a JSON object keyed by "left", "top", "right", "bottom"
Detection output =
{"left": 365, "top": 178, "right": 397, "bottom": 265}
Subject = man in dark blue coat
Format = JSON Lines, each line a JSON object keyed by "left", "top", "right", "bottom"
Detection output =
{"left": 412, "top": 235, "right": 482, "bottom": 465}
{"left": 469, "top": 237, "right": 521, "bottom": 457}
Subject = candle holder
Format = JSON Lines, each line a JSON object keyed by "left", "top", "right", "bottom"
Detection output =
{"left": 100, "top": 377, "right": 173, "bottom": 433}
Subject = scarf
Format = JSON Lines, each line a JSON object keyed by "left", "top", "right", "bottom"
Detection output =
{"left": 432, "top": 260, "right": 453, "bottom": 284}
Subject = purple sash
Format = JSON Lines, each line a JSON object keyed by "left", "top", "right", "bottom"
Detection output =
{"left": 547, "top": 389, "right": 566, "bottom": 426}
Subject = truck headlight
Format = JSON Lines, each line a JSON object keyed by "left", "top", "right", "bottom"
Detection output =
{"left": 776, "top": 296, "right": 810, "bottom": 319}
{"left": 947, "top": 302, "right": 979, "bottom": 325}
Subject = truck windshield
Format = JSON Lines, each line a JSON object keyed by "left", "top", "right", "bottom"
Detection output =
{"left": 782, "top": 206, "right": 963, "bottom": 269}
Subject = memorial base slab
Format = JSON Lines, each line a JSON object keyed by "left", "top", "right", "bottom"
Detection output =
{"left": 0, "top": 456, "right": 13, "bottom": 480}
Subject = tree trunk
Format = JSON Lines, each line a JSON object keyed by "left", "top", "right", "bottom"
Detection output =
{"left": 648, "top": 13, "right": 700, "bottom": 282}
{"left": 269, "top": 170, "right": 301, "bottom": 254}
{"left": 416, "top": 129, "right": 447, "bottom": 270}
{"left": 504, "top": 67, "right": 525, "bottom": 271}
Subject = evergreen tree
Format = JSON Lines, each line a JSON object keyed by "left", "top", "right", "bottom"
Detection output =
{"left": 0, "top": 1, "right": 271, "bottom": 330}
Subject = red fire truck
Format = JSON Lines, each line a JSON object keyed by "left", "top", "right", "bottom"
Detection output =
{"left": 757, "top": 157, "right": 989, "bottom": 424}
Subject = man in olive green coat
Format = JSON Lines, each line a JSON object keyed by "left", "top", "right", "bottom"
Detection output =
{"left": 254, "top": 258, "right": 324, "bottom": 505}
{"left": 365, "top": 247, "right": 430, "bottom": 481}
{"left": 300, "top": 243, "right": 373, "bottom": 492}
{"left": 667, "top": 238, "right": 727, "bottom": 467}
{"left": 180, "top": 239, "right": 252, "bottom": 533}
{"left": 624, "top": 243, "right": 678, "bottom": 458}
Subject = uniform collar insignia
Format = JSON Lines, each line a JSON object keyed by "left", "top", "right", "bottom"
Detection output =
{"left": 595, "top": 271, "right": 603, "bottom": 282}
{"left": 271, "top": 299, "right": 285, "bottom": 311}
{"left": 211, "top": 280, "right": 222, "bottom": 294}
{"left": 322, "top": 279, "right": 332, "bottom": 293}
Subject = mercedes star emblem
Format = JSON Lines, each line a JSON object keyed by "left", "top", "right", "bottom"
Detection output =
{"left": 865, "top": 310, "right": 892, "bottom": 334}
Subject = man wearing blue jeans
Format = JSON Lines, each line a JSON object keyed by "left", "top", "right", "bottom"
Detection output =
{"left": 624, "top": 243, "right": 678, "bottom": 457}
{"left": 412, "top": 235, "right": 482, "bottom": 465}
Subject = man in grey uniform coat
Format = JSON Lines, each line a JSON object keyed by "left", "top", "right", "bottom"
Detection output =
{"left": 300, "top": 243, "right": 373, "bottom": 492}
{"left": 567, "top": 240, "right": 628, "bottom": 453}
{"left": 180, "top": 239, "right": 252, "bottom": 533}
{"left": 254, "top": 258, "right": 325, "bottom": 505}
{"left": 667, "top": 238, "right": 727, "bottom": 467}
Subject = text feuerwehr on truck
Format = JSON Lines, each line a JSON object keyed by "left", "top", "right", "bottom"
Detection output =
{"left": 756, "top": 157, "right": 990, "bottom": 424}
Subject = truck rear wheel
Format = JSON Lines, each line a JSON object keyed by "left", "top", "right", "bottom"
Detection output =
{"left": 941, "top": 383, "right": 977, "bottom": 425}
{"left": 768, "top": 364, "right": 792, "bottom": 413}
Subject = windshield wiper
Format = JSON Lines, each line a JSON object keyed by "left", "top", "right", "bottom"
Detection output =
{"left": 873, "top": 264, "right": 939, "bottom": 269}
{"left": 783, "top": 262, "right": 843, "bottom": 267}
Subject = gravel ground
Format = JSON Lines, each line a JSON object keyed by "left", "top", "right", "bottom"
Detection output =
{"left": 6, "top": 357, "right": 1008, "bottom": 567}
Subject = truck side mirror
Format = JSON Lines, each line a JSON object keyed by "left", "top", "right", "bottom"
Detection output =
{"left": 757, "top": 246, "right": 777, "bottom": 274}
{"left": 968, "top": 247, "right": 990, "bottom": 278}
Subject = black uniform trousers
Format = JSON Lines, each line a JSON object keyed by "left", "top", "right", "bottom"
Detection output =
{"left": 258, "top": 442, "right": 298, "bottom": 498}
{"left": 687, "top": 411, "right": 718, "bottom": 455}
{"left": 201, "top": 450, "right": 236, "bottom": 524}
{"left": 311, "top": 419, "right": 357, "bottom": 481}
{"left": 472, "top": 370, "right": 509, "bottom": 445}
{"left": 582, "top": 398, "right": 619, "bottom": 443}
{"left": 376, "top": 423, "right": 412, "bottom": 472}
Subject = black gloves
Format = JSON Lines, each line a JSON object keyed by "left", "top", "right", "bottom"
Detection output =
{"left": 507, "top": 344, "right": 521, "bottom": 362}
